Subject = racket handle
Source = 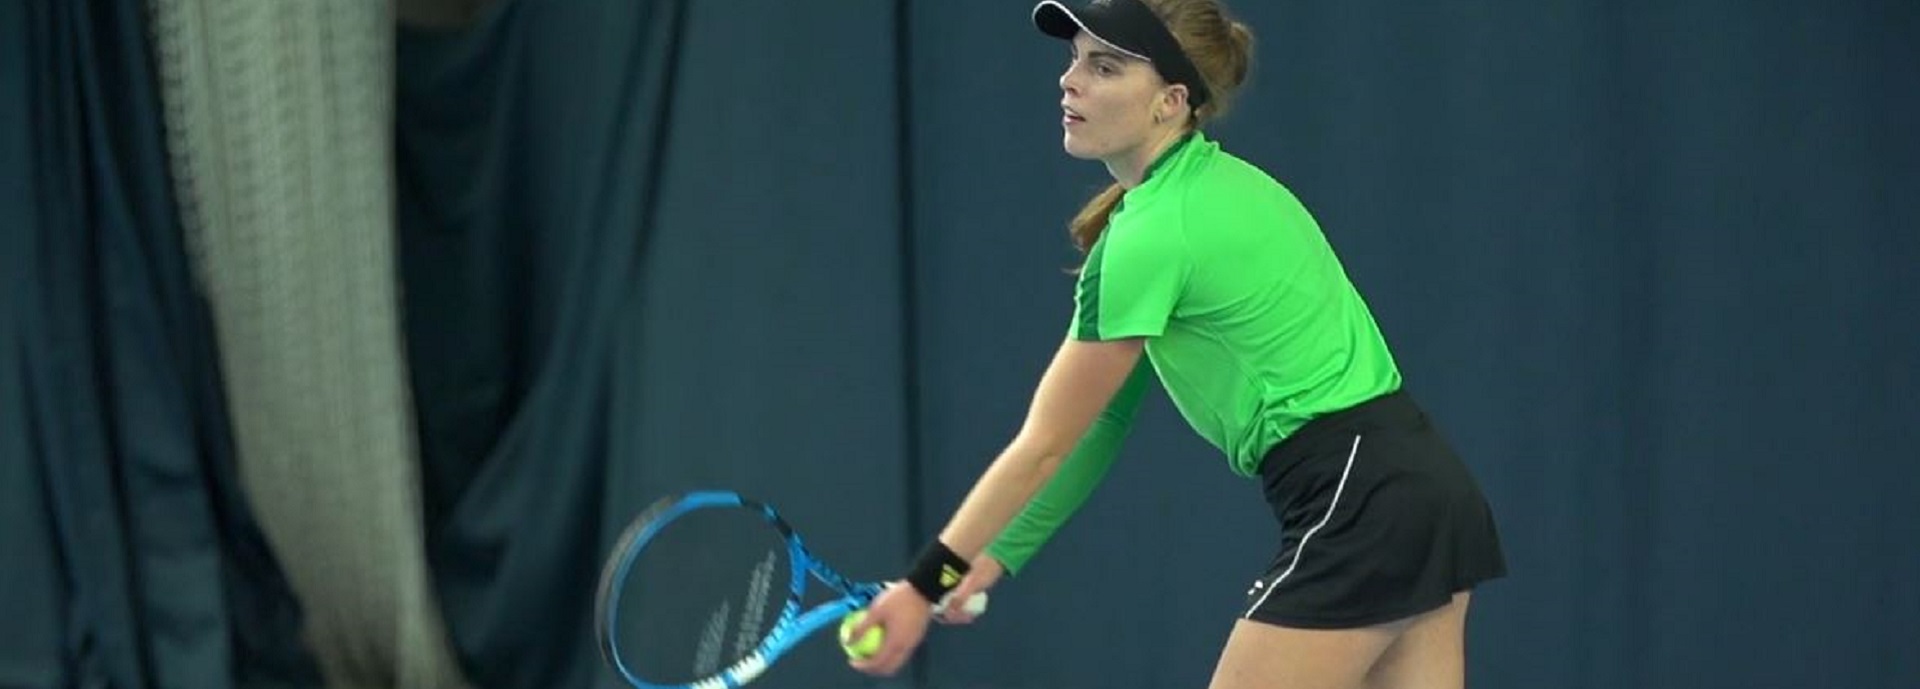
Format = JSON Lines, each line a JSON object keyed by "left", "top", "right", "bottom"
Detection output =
{"left": 931, "top": 591, "right": 989, "bottom": 617}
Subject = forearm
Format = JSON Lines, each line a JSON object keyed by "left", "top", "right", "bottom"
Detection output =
{"left": 914, "top": 337, "right": 1143, "bottom": 578}
{"left": 984, "top": 415, "right": 1128, "bottom": 574}
{"left": 936, "top": 436, "right": 1070, "bottom": 560}
{"left": 986, "top": 357, "right": 1150, "bottom": 573}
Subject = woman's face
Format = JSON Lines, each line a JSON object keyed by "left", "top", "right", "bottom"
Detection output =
{"left": 1058, "top": 31, "right": 1173, "bottom": 163}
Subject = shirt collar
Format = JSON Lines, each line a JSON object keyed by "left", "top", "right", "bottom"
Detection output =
{"left": 1138, "top": 129, "right": 1202, "bottom": 187}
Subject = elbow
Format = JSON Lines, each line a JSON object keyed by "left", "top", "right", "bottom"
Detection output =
{"left": 1030, "top": 450, "right": 1070, "bottom": 479}
{"left": 1008, "top": 432, "right": 1073, "bottom": 478}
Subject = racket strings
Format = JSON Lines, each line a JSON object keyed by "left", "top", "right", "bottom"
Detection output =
{"left": 608, "top": 505, "right": 795, "bottom": 686}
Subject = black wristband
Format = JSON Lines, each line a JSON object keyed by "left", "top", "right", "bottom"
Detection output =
{"left": 904, "top": 540, "right": 970, "bottom": 604}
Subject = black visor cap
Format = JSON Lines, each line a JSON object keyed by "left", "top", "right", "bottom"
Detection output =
{"left": 1033, "top": 0, "right": 1211, "bottom": 109}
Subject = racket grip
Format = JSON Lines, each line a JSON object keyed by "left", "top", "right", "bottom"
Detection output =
{"left": 931, "top": 591, "right": 989, "bottom": 617}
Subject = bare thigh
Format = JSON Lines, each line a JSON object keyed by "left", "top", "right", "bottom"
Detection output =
{"left": 1205, "top": 617, "right": 1407, "bottom": 689}
{"left": 1364, "top": 592, "right": 1472, "bottom": 689}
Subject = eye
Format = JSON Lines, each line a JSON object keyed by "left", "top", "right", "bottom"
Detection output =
{"left": 1095, "top": 62, "right": 1118, "bottom": 77}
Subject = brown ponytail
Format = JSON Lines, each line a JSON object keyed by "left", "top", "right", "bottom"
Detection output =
{"left": 1146, "top": 0, "right": 1255, "bottom": 124}
{"left": 1069, "top": 182, "right": 1128, "bottom": 253}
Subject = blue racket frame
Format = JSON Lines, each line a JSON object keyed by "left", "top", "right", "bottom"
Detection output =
{"left": 595, "top": 491, "right": 886, "bottom": 689}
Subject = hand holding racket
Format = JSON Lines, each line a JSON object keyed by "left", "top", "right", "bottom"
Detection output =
{"left": 594, "top": 491, "right": 988, "bottom": 688}
{"left": 934, "top": 556, "right": 1003, "bottom": 625}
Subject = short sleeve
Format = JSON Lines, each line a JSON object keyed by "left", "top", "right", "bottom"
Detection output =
{"left": 1068, "top": 218, "right": 1191, "bottom": 341}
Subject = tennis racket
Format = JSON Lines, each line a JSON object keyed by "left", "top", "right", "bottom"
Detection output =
{"left": 594, "top": 490, "right": 988, "bottom": 689}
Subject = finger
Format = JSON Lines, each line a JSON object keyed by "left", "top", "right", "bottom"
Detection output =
{"left": 930, "top": 589, "right": 958, "bottom": 623}
{"left": 938, "top": 590, "right": 978, "bottom": 624}
{"left": 847, "top": 615, "right": 909, "bottom": 676}
{"left": 847, "top": 610, "right": 879, "bottom": 640}
{"left": 871, "top": 624, "right": 922, "bottom": 676}
{"left": 849, "top": 643, "right": 897, "bottom": 676}
{"left": 847, "top": 632, "right": 899, "bottom": 677}
{"left": 867, "top": 633, "right": 906, "bottom": 675}
{"left": 848, "top": 653, "right": 889, "bottom": 676}
{"left": 960, "top": 590, "right": 990, "bottom": 616}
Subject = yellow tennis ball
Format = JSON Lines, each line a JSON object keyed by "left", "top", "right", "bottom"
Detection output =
{"left": 838, "top": 611, "right": 884, "bottom": 659}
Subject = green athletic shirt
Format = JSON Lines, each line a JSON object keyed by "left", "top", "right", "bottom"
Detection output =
{"left": 986, "top": 130, "right": 1402, "bottom": 575}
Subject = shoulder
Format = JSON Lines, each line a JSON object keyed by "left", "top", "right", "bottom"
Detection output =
{"left": 1102, "top": 192, "right": 1192, "bottom": 265}
{"left": 1187, "top": 143, "right": 1299, "bottom": 212}
{"left": 1165, "top": 143, "right": 1317, "bottom": 245}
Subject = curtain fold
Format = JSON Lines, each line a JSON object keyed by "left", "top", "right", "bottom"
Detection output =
{"left": 3, "top": 1, "right": 319, "bottom": 687}
{"left": 146, "top": 1, "right": 468, "bottom": 687}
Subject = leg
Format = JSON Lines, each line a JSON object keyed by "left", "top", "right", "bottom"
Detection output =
{"left": 1205, "top": 617, "right": 1407, "bottom": 689}
{"left": 1363, "top": 592, "right": 1472, "bottom": 689}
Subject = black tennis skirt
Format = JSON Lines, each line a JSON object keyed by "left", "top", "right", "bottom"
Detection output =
{"left": 1242, "top": 388, "right": 1507, "bottom": 629}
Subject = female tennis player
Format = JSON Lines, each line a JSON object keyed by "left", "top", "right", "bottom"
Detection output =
{"left": 849, "top": 1, "right": 1506, "bottom": 687}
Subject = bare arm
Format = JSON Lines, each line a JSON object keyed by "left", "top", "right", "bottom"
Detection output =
{"left": 846, "top": 336, "right": 1147, "bottom": 677}
{"left": 936, "top": 336, "right": 1146, "bottom": 559}
{"left": 986, "top": 355, "right": 1152, "bottom": 575}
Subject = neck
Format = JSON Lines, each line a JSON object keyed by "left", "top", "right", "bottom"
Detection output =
{"left": 1106, "top": 125, "right": 1191, "bottom": 189}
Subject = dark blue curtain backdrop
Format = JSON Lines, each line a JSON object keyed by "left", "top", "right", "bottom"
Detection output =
{"left": 6, "top": 1, "right": 1916, "bottom": 688}
{"left": 0, "top": 1, "right": 321, "bottom": 688}
{"left": 395, "top": 2, "right": 915, "bottom": 687}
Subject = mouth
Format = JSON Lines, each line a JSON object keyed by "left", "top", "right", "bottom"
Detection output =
{"left": 1062, "top": 105, "right": 1085, "bottom": 126}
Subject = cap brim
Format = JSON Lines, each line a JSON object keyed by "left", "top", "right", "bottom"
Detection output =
{"left": 1032, "top": 1, "right": 1081, "bottom": 40}
{"left": 1031, "top": 1, "right": 1149, "bottom": 61}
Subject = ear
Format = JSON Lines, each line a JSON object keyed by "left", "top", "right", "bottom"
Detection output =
{"left": 1158, "top": 83, "right": 1191, "bottom": 120}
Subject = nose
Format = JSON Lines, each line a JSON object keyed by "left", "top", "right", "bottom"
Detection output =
{"left": 1058, "top": 65, "right": 1080, "bottom": 94}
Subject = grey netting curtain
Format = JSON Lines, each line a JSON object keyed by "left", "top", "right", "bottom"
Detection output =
{"left": 146, "top": 2, "right": 469, "bottom": 687}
